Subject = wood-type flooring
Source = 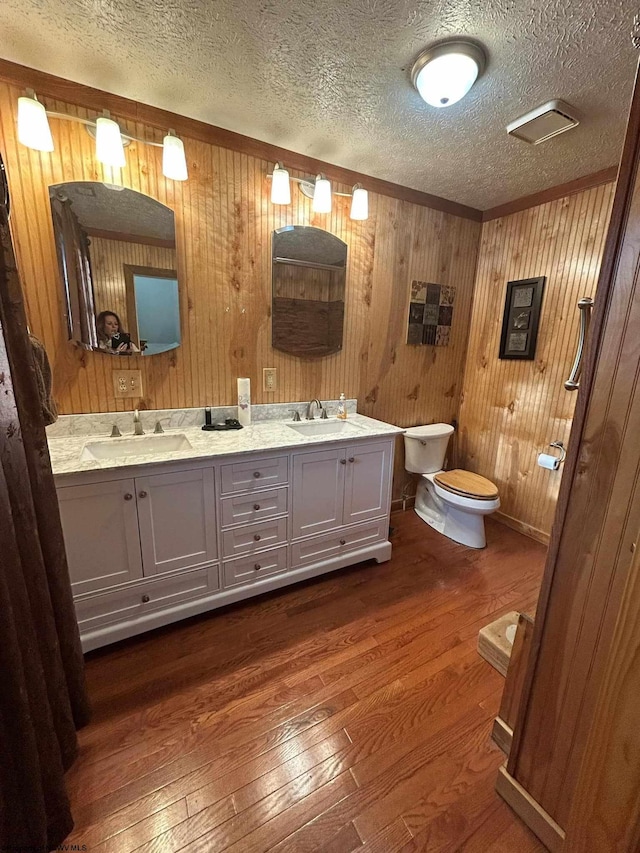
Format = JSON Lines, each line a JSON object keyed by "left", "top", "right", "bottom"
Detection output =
{"left": 65, "top": 511, "right": 547, "bottom": 852}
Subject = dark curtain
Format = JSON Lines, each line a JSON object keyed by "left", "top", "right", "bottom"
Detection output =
{"left": 0, "top": 154, "right": 90, "bottom": 851}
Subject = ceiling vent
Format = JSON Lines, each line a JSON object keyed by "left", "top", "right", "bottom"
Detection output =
{"left": 507, "top": 100, "right": 579, "bottom": 145}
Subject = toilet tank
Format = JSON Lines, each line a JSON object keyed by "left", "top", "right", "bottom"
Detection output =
{"left": 404, "top": 423, "right": 455, "bottom": 473}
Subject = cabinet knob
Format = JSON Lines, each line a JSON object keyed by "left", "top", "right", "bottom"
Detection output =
{"left": 138, "top": 490, "right": 148, "bottom": 498}
{"left": 348, "top": 457, "right": 355, "bottom": 463}
{"left": 340, "top": 458, "right": 347, "bottom": 465}
{"left": 253, "top": 471, "right": 261, "bottom": 478}
{"left": 141, "top": 594, "right": 150, "bottom": 603}
{"left": 124, "top": 493, "right": 133, "bottom": 501}
{"left": 340, "top": 538, "right": 346, "bottom": 545}
{"left": 253, "top": 533, "right": 261, "bottom": 541}
{"left": 253, "top": 504, "right": 261, "bottom": 511}
{"left": 254, "top": 563, "right": 261, "bottom": 571}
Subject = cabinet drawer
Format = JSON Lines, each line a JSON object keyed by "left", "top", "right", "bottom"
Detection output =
{"left": 220, "top": 487, "right": 288, "bottom": 528}
{"left": 222, "top": 517, "right": 288, "bottom": 558}
{"left": 223, "top": 546, "right": 288, "bottom": 588}
{"left": 220, "top": 455, "right": 288, "bottom": 494}
{"left": 291, "top": 519, "right": 387, "bottom": 568}
{"left": 74, "top": 564, "right": 220, "bottom": 632}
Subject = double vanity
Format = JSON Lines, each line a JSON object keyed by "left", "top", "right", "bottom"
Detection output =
{"left": 48, "top": 402, "right": 402, "bottom": 651}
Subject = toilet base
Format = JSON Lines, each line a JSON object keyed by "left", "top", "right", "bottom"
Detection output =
{"left": 415, "top": 476, "right": 495, "bottom": 549}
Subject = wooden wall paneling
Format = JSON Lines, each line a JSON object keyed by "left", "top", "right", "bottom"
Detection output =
{"left": 458, "top": 182, "right": 615, "bottom": 540}
{"left": 503, "top": 66, "right": 640, "bottom": 831}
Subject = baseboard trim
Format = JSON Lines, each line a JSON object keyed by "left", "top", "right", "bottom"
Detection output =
{"left": 496, "top": 765, "right": 565, "bottom": 852}
{"left": 493, "top": 511, "right": 550, "bottom": 545}
{"left": 491, "top": 717, "right": 513, "bottom": 755}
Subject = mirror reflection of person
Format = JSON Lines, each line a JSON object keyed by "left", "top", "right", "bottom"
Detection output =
{"left": 96, "top": 310, "right": 139, "bottom": 354}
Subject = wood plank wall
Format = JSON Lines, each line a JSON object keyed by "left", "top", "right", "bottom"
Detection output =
{"left": 458, "top": 184, "right": 615, "bottom": 542}
{"left": 0, "top": 81, "right": 480, "bottom": 501}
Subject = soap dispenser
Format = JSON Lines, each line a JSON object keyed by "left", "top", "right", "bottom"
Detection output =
{"left": 336, "top": 393, "right": 347, "bottom": 420}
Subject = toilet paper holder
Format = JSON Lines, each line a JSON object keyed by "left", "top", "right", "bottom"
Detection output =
{"left": 548, "top": 441, "right": 567, "bottom": 465}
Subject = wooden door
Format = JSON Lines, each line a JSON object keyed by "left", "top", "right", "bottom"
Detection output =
{"left": 499, "top": 59, "right": 640, "bottom": 848}
{"left": 135, "top": 467, "right": 217, "bottom": 575}
{"left": 57, "top": 479, "right": 143, "bottom": 595}
{"left": 291, "top": 447, "right": 345, "bottom": 538}
{"left": 342, "top": 440, "right": 392, "bottom": 526}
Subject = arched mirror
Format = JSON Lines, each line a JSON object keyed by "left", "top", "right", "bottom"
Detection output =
{"left": 272, "top": 225, "right": 347, "bottom": 357}
{"left": 49, "top": 181, "right": 180, "bottom": 356}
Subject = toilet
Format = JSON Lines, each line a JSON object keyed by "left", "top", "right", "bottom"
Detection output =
{"left": 404, "top": 423, "right": 500, "bottom": 549}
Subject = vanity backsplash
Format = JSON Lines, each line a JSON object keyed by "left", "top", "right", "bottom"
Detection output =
{"left": 46, "top": 399, "right": 358, "bottom": 439}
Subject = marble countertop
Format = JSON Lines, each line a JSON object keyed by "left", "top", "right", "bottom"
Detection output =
{"left": 49, "top": 413, "right": 405, "bottom": 479}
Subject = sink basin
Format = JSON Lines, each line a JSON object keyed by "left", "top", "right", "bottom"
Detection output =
{"left": 81, "top": 433, "right": 193, "bottom": 461}
{"left": 286, "top": 420, "right": 363, "bottom": 437}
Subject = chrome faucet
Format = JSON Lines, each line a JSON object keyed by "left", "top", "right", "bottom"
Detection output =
{"left": 133, "top": 409, "right": 145, "bottom": 436}
{"left": 306, "top": 399, "right": 323, "bottom": 420}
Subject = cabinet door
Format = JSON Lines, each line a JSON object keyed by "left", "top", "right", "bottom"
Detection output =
{"left": 292, "top": 447, "right": 345, "bottom": 538}
{"left": 343, "top": 440, "right": 392, "bottom": 525}
{"left": 136, "top": 467, "right": 217, "bottom": 575}
{"left": 57, "top": 479, "right": 143, "bottom": 595}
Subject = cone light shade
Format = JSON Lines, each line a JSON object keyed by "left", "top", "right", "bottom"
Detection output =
{"left": 95, "top": 116, "right": 126, "bottom": 168}
{"left": 17, "top": 95, "right": 54, "bottom": 152}
{"left": 312, "top": 176, "right": 332, "bottom": 213}
{"left": 163, "top": 133, "right": 188, "bottom": 180}
{"left": 271, "top": 164, "right": 291, "bottom": 204}
{"left": 350, "top": 186, "right": 368, "bottom": 220}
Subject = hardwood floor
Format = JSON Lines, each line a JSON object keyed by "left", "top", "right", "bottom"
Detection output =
{"left": 66, "top": 511, "right": 548, "bottom": 852}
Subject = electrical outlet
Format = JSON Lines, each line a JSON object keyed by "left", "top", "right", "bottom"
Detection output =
{"left": 263, "top": 367, "right": 278, "bottom": 392}
{"left": 113, "top": 369, "right": 143, "bottom": 399}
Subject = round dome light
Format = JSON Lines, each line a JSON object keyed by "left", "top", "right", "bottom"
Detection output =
{"left": 411, "top": 40, "right": 486, "bottom": 108}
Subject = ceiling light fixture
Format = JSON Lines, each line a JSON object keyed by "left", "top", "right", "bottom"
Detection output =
{"left": 411, "top": 39, "right": 486, "bottom": 108}
{"left": 312, "top": 175, "right": 332, "bottom": 214}
{"left": 16, "top": 92, "right": 189, "bottom": 181}
{"left": 270, "top": 162, "right": 291, "bottom": 204}
{"left": 17, "top": 91, "right": 54, "bottom": 151}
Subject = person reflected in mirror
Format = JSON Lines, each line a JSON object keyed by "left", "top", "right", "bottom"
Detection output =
{"left": 96, "top": 310, "right": 139, "bottom": 354}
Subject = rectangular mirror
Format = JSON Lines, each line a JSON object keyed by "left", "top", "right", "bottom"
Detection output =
{"left": 272, "top": 225, "right": 347, "bottom": 357}
{"left": 49, "top": 181, "right": 180, "bottom": 356}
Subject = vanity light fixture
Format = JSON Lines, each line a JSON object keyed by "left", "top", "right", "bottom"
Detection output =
{"left": 270, "top": 162, "right": 291, "bottom": 204}
{"left": 266, "top": 165, "right": 369, "bottom": 220}
{"left": 162, "top": 130, "right": 188, "bottom": 181}
{"left": 411, "top": 39, "right": 486, "bottom": 108}
{"left": 17, "top": 92, "right": 54, "bottom": 151}
{"left": 95, "top": 113, "right": 126, "bottom": 168}
{"left": 312, "top": 174, "right": 332, "bottom": 214}
{"left": 16, "top": 91, "right": 189, "bottom": 181}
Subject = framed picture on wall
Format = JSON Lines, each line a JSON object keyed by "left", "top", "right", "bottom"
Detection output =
{"left": 499, "top": 276, "right": 546, "bottom": 360}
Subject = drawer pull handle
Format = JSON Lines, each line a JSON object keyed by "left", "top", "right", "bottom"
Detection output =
{"left": 139, "top": 490, "right": 148, "bottom": 498}
{"left": 141, "top": 594, "right": 150, "bottom": 603}
{"left": 348, "top": 457, "right": 355, "bottom": 463}
{"left": 124, "top": 493, "right": 133, "bottom": 501}
{"left": 253, "top": 471, "right": 261, "bottom": 478}
{"left": 254, "top": 533, "right": 261, "bottom": 541}
{"left": 340, "top": 458, "right": 347, "bottom": 465}
{"left": 253, "top": 504, "right": 261, "bottom": 511}
{"left": 340, "top": 538, "right": 346, "bottom": 545}
{"left": 254, "top": 563, "right": 261, "bottom": 571}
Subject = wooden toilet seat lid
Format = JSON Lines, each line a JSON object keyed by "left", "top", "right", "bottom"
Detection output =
{"left": 434, "top": 469, "right": 499, "bottom": 500}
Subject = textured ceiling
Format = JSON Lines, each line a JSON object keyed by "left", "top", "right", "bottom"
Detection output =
{"left": 0, "top": 0, "right": 638, "bottom": 209}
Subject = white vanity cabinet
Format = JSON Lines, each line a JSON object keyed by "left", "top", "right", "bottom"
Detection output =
{"left": 56, "top": 433, "right": 395, "bottom": 652}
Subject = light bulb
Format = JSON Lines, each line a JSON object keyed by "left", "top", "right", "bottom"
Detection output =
{"left": 271, "top": 163, "right": 291, "bottom": 204}
{"left": 163, "top": 132, "right": 188, "bottom": 181}
{"left": 312, "top": 175, "right": 331, "bottom": 213}
{"left": 17, "top": 95, "right": 54, "bottom": 152}
{"left": 350, "top": 186, "right": 368, "bottom": 220}
{"left": 95, "top": 116, "right": 126, "bottom": 168}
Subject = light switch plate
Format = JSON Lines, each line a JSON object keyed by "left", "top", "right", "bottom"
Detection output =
{"left": 113, "top": 369, "right": 143, "bottom": 399}
{"left": 263, "top": 367, "right": 278, "bottom": 392}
